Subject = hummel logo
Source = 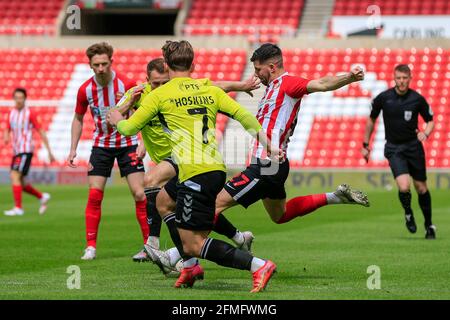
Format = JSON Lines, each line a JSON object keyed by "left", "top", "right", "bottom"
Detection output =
{"left": 182, "top": 194, "right": 193, "bottom": 222}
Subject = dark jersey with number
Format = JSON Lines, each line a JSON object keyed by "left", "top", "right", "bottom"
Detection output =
{"left": 370, "top": 88, "right": 433, "bottom": 144}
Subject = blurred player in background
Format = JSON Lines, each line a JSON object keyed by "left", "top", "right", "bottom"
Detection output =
{"left": 109, "top": 40, "right": 279, "bottom": 292}
{"left": 117, "top": 57, "right": 259, "bottom": 265}
{"left": 67, "top": 42, "right": 149, "bottom": 260}
{"left": 362, "top": 64, "right": 436, "bottom": 239}
{"left": 3, "top": 88, "right": 54, "bottom": 216}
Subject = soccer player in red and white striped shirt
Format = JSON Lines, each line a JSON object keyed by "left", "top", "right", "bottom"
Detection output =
{"left": 3, "top": 88, "right": 54, "bottom": 216}
{"left": 216, "top": 43, "right": 370, "bottom": 225}
{"left": 67, "top": 42, "right": 148, "bottom": 260}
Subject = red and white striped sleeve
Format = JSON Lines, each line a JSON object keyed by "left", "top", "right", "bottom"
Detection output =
{"left": 283, "top": 75, "right": 311, "bottom": 99}
{"left": 75, "top": 81, "right": 89, "bottom": 115}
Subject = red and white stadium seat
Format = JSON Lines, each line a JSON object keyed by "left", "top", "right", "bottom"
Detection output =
{"left": 333, "top": 0, "right": 450, "bottom": 15}
{"left": 284, "top": 48, "right": 450, "bottom": 169}
{"left": 183, "top": 0, "right": 305, "bottom": 43}
{"left": 0, "top": 0, "right": 65, "bottom": 35}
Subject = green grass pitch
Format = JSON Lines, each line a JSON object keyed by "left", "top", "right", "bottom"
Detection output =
{"left": 0, "top": 184, "right": 449, "bottom": 300}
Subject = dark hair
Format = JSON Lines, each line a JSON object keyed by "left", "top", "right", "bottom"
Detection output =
{"left": 86, "top": 42, "right": 114, "bottom": 61}
{"left": 394, "top": 64, "right": 411, "bottom": 75}
{"left": 250, "top": 43, "right": 283, "bottom": 67}
{"left": 147, "top": 58, "right": 165, "bottom": 75}
{"left": 161, "top": 40, "right": 194, "bottom": 71}
{"left": 13, "top": 87, "right": 27, "bottom": 98}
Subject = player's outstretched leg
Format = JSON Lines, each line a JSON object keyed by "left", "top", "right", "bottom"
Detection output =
{"left": 275, "top": 184, "right": 369, "bottom": 224}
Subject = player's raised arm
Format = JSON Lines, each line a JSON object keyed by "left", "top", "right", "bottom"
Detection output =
{"left": 307, "top": 66, "right": 365, "bottom": 93}
{"left": 213, "top": 75, "right": 261, "bottom": 97}
{"left": 108, "top": 91, "right": 160, "bottom": 136}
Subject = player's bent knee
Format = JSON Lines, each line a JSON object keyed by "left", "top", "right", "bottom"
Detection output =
{"left": 144, "top": 175, "right": 158, "bottom": 188}
{"left": 133, "top": 190, "right": 146, "bottom": 202}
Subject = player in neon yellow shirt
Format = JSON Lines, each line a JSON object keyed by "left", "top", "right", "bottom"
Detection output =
{"left": 108, "top": 41, "right": 279, "bottom": 292}
{"left": 117, "top": 58, "right": 260, "bottom": 266}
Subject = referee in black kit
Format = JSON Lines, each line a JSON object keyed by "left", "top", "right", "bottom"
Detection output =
{"left": 361, "top": 64, "right": 436, "bottom": 239}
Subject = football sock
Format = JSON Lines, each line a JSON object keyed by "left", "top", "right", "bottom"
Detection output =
{"left": 23, "top": 184, "right": 43, "bottom": 199}
{"left": 326, "top": 192, "right": 343, "bottom": 204}
{"left": 398, "top": 191, "right": 413, "bottom": 216}
{"left": 144, "top": 187, "right": 162, "bottom": 237}
{"left": 85, "top": 188, "right": 103, "bottom": 248}
{"left": 418, "top": 191, "right": 432, "bottom": 227}
{"left": 250, "top": 257, "right": 266, "bottom": 273}
{"left": 135, "top": 199, "right": 150, "bottom": 244}
{"left": 12, "top": 185, "right": 22, "bottom": 209}
{"left": 163, "top": 213, "right": 193, "bottom": 261}
{"left": 200, "top": 238, "right": 253, "bottom": 271}
{"left": 276, "top": 194, "right": 328, "bottom": 224}
{"left": 183, "top": 257, "right": 198, "bottom": 268}
{"left": 213, "top": 212, "right": 238, "bottom": 239}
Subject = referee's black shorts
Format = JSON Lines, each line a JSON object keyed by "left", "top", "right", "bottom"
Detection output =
{"left": 384, "top": 139, "right": 427, "bottom": 181}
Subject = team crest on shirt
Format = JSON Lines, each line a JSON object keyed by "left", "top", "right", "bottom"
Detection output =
{"left": 404, "top": 111, "right": 412, "bottom": 121}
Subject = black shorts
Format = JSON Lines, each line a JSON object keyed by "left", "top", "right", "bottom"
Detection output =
{"left": 161, "top": 157, "right": 179, "bottom": 201}
{"left": 384, "top": 139, "right": 427, "bottom": 181}
{"left": 162, "top": 157, "right": 179, "bottom": 175}
{"left": 223, "top": 158, "right": 290, "bottom": 208}
{"left": 175, "top": 171, "right": 226, "bottom": 231}
{"left": 164, "top": 176, "right": 178, "bottom": 201}
{"left": 11, "top": 153, "right": 33, "bottom": 176}
{"left": 88, "top": 145, "right": 144, "bottom": 178}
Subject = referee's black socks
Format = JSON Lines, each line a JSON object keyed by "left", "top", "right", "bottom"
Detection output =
{"left": 144, "top": 187, "right": 162, "bottom": 238}
{"left": 418, "top": 190, "right": 433, "bottom": 227}
{"left": 398, "top": 191, "right": 414, "bottom": 216}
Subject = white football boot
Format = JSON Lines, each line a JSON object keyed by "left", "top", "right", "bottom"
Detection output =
{"left": 334, "top": 184, "right": 370, "bottom": 207}
{"left": 4, "top": 207, "right": 24, "bottom": 216}
{"left": 81, "top": 246, "right": 96, "bottom": 260}
{"left": 132, "top": 248, "right": 150, "bottom": 262}
{"left": 238, "top": 231, "right": 255, "bottom": 253}
{"left": 144, "top": 245, "right": 180, "bottom": 277}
